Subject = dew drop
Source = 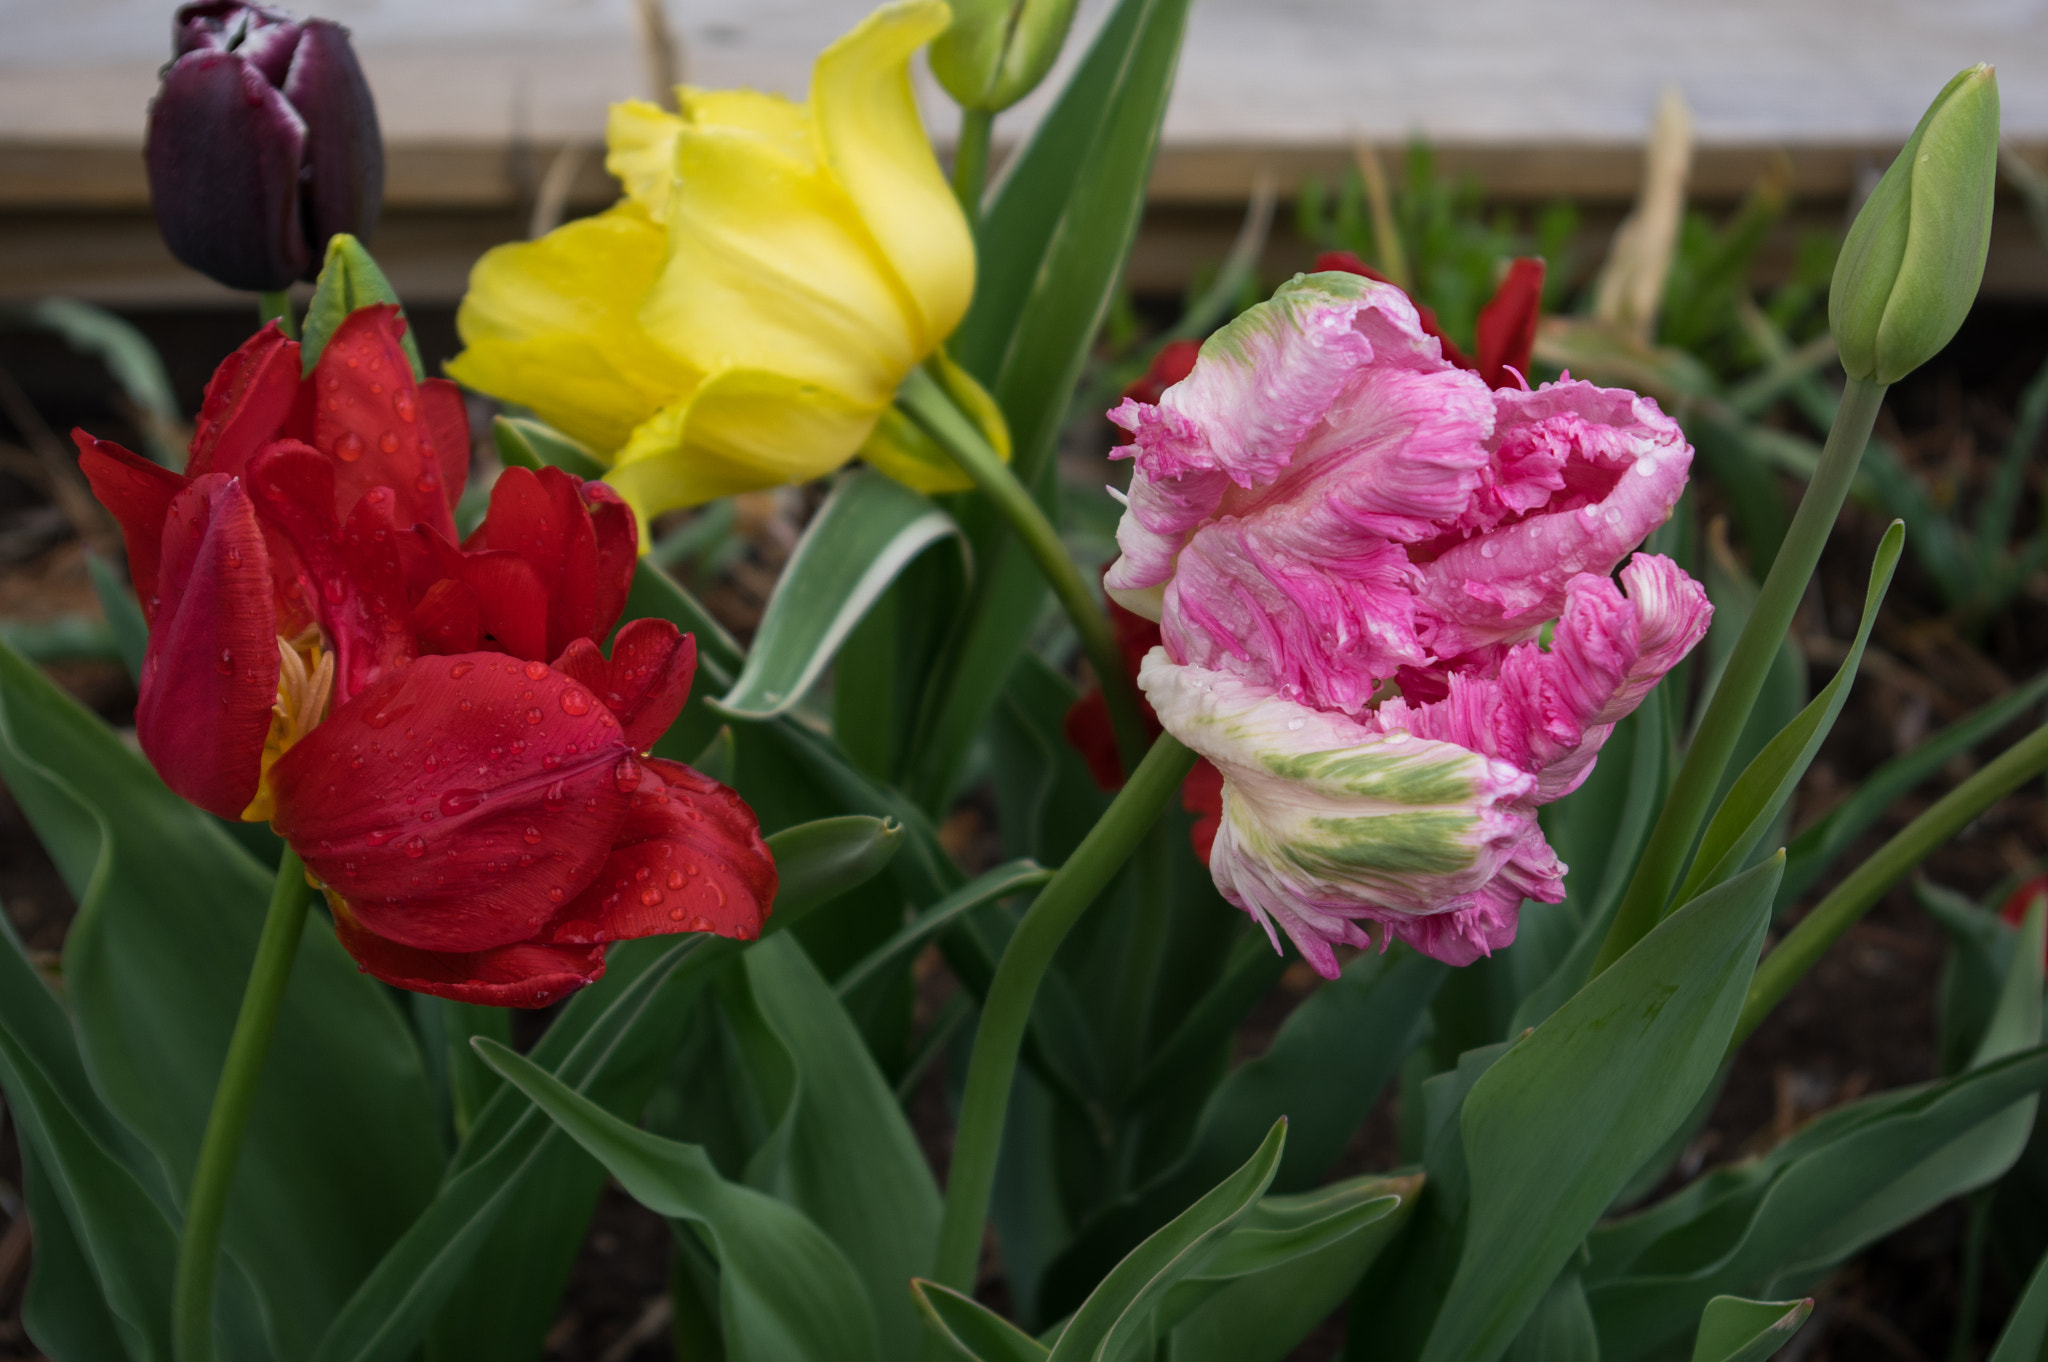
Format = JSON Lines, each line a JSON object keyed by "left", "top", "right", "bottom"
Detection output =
{"left": 612, "top": 755, "right": 642, "bottom": 791}
{"left": 415, "top": 472, "right": 438, "bottom": 494}
{"left": 525, "top": 707, "right": 543, "bottom": 725}
{"left": 634, "top": 866, "right": 651, "bottom": 883}
{"left": 335, "top": 431, "right": 365, "bottom": 463}
{"left": 1632, "top": 457, "right": 1659, "bottom": 477}
{"left": 639, "top": 885, "right": 664, "bottom": 907}
{"left": 1384, "top": 729, "right": 1411, "bottom": 745}
{"left": 394, "top": 392, "right": 416, "bottom": 422}
{"left": 711, "top": 882, "right": 727, "bottom": 908}
{"left": 423, "top": 755, "right": 439, "bottom": 773}
{"left": 323, "top": 578, "right": 347, "bottom": 605}
{"left": 542, "top": 781, "right": 567, "bottom": 812}
{"left": 559, "top": 688, "right": 590, "bottom": 716}
{"left": 516, "top": 660, "right": 547, "bottom": 682}
{"left": 215, "top": 648, "right": 234, "bottom": 675}
{"left": 1285, "top": 716, "right": 1305, "bottom": 731}
{"left": 378, "top": 431, "right": 399, "bottom": 455}
{"left": 369, "top": 381, "right": 384, "bottom": 396}
{"left": 440, "top": 789, "right": 482, "bottom": 816}
{"left": 224, "top": 545, "right": 242, "bottom": 568}
{"left": 541, "top": 753, "right": 561, "bottom": 770}
{"left": 365, "top": 827, "right": 399, "bottom": 847}
{"left": 668, "top": 908, "right": 686, "bottom": 921}
{"left": 667, "top": 870, "right": 685, "bottom": 890}
{"left": 449, "top": 661, "right": 475, "bottom": 680}
{"left": 1479, "top": 540, "right": 1500, "bottom": 559}
{"left": 458, "top": 698, "right": 473, "bottom": 712}
{"left": 548, "top": 887, "right": 565, "bottom": 904}
{"left": 522, "top": 825, "right": 541, "bottom": 844}
{"left": 689, "top": 915, "right": 715, "bottom": 932}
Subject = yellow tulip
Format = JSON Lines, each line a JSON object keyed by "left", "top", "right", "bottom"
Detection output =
{"left": 447, "top": 0, "right": 990, "bottom": 521}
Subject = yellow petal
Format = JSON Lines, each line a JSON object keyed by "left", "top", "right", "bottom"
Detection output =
{"left": 858, "top": 351, "right": 1009, "bottom": 494}
{"left": 680, "top": 87, "right": 816, "bottom": 166}
{"left": 448, "top": 203, "right": 699, "bottom": 456}
{"left": 812, "top": 0, "right": 975, "bottom": 349}
{"left": 605, "top": 369, "right": 883, "bottom": 519}
{"left": 604, "top": 100, "right": 685, "bottom": 221}
{"left": 641, "top": 123, "right": 917, "bottom": 407}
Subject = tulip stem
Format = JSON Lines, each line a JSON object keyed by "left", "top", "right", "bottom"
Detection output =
{"left": 1731, "top": 717, "right": 2048, "bottom": 1052}
{"left": 930, "top": 732, "right": 1198, "bottom": 1302}
{"left": 173, "top": 847, "right": 312, "bottom": 1362}
{"left": 897, "top": 366, "right": 1152, "bottom": 779}
{"left": 256, "top": 290, "right": 298, "bottom": 341}
{"left": 952, "top": 108, "right": 994, "bottom": 219}
{"left": 1593, "top": 375, "right": 1889, "bottom": 974}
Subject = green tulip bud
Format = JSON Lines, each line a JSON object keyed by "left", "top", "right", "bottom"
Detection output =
{"left": 930, "top": 0, "right": 1080, "bottom": 113}
{"left": 1830, "top": 64, "right": 2000, "bottom": 384}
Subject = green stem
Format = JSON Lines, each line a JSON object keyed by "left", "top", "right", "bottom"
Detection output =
{"left": 173, "top": 847, "right": 312, "bottom": 1362}
{"left": 1112, "top": 821, "right": 1174, "bottom": 1096}
{"left": 951, "top": 108, "right": 994, "bottom": 221}
{"left": 256, "top": 290, "right": 298, "bottom": 341}
{"left": 898, "top": 367, "right": 1151, "bottom": 779}
{"left": 1594, "top": 375, "right": 1889, "bottom": 973}
{"left": 1731, "top": 718, "right": 2048, "bottom": 1050}
{"left": 931, "top": 733, "right": 1199, "bottom": 1295}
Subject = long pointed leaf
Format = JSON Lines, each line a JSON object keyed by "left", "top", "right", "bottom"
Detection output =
{"left": 1690, "top": 1297, "right": 1812, "bottom": 1362}
{"left": 914, "top": 1281, "right": 1054, "bottom": 1362}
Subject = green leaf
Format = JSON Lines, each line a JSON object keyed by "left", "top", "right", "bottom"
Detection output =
{"left": 1921, "top": 880, "right": 2019, "bottom": 1075}
{"left": 476, "top": 1036, "right": 881, "bottom": 1362}
{"left": 1160, "top": 1173, "right": 1418, "bottom": 1362}
{"left": 301, "top": 233, "right": 425, "bottom": 378}
{"left": 1678, "top": 521, "right": 1904, "bottom": 902}
{"left": 625, "top": 556, "right": 746, "bottom": 682}
{"left": 715, "top": 470, "right": 963, "bottom": 720}
{"left": 1418, "top": 857, "right": 1784, "bottom": 1362}
{"left": 1779, "top": 666, "right": 2048, "bottom": 908}
{"left": 914, "top": 1280, "right": 1053, "bottom": 1362}
{"left": 490, "top": 413, "right": 609, "bottom": 482}
{"left": 17, "top": 1139, "right": 136, "bottom": 1362}
{"left": 1047, "top": 1119, "right": 1287, "bottom": 1362}
{"left": 1988, "top": 1246, "right": 2048, "bottom": 1362}
{"left": 727, "top": 935, "right": 943, "bottom": 1359}
{"left": 318, "top": 816, "right": 897, "bottom": 1362}
{"left": 835, "top": 859, "right": 1051, "bottom": 999}
{"left": 1690, "top": 1296, "right": 1813, "bottom": 1362}
{"left": 1502, "top": 1270, "right": 1597, "bottom": 1362}
{"left": 5, "top": 298, "right": 185, "bottom": 468}
{"left": 0, "top": 640, "right": 445, "bottom": 1360}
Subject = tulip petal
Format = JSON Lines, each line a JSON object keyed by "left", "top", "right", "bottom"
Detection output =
{"left": 811, "top": 0, "right": 975, "bottom": 349}
{"left": 420, "top": 378, "right": 472, "bottom": 509}
{"left": 74, "top": 431, "right": 188, "bottom": 622}
{"left": 605, "top": 100, "right": 684, "bottom": 221}
{"left": 1475, "top": 258, "right": 1545, "bottom": 391}
{"left": 412, "top": 578, "right": 482, "bottom": 655}
{"left": 284, "top": 20, "right": 384, "bottom": 269}
{"left": 272, "top": 652, "right": 637, "bottom": 953}
{"left": 471, "top": 466, "right": 600, "bottom": 658}
{"left": 606, "top": 370, "right": 881, "bottom": 517}
{"left": 312, "top": 305, "right": 458, "bottom": 541}
{"left": 582, "top": 481, "right": 638, "bottom": 638}
{"left": 449, "top": 204, "right": 696, "bottom": 456}
{"left": 542, "top": 757, "right": 775, "bottom": 945}
{"left": 328, "top": 894, "right": 606, "bottom": 1008}
{"left": 138, "top": 475, "right": 280, "bottom": 820}
{"left": 145, "top": 51, "right": 310, "bottom": 292}
{"left": 645, "top": 119, "right": 916, "bottom": 407}
{"left": 554, "top": 620, "right": 696, "bottom": 752}
{"left": 188, "top": 322, "right": 307, "bottom": 479}
{"left": 415, "top": 529, "right": 550, "bottom": 663}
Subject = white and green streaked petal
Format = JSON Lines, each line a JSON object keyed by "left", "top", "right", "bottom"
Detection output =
{"left": 1141, "top": 649, "right": 1556, "bottom": 979}
{"left": 448, "top": 203, "right": 699, "bottom": 456}
{"left": 606, "top": 369, "right": 885, "bottom": 522}
{"left": 811, "top": 0, "right": 975, "bottom": 349}
{"left": 1111, "top": 271, "right": 1424, "bottom": 488}
{"left": 605, "top": 100, "right": 686, "bottom": 222}
{"left": 642, "top": 120, "right": 919, "bottom": 406}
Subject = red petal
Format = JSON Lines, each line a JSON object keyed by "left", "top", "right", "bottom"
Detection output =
{"left": 1182, "top": 759, "right": 1224, "bottom": 866}
{"left": 328, "top": 895, "right": 605, "bottom": 1008}
{"left": 1475, "top": 257, "right": 1546, "bottom": 391}
{"left": 137, "top": 475, "right": 279, "bottom": 819}
{"left": 419, "top": 378, "right": 471, "bottom": 512}
{"left": 472, "top": 466, "right": 600, "bottom": 658}
{"left": 1062, "top": 692, "right": 1125, "bottom": 790}
{"left": 188, "top": 323, "right": 305, "bottom": 478}
{"left": 311, "top": 305, "right": 457, "bottom": 541}
{"left": 412, "top": 578, "right": 482, "bottom": 654}
{"left": 246, "top": 442, "right": 413, "bottom": 703}
{"left": 271, "top": 652, "right": 636, "bottom": 953}
{"left": 416, "top": 528, "right": 550, "bottom": 662}
{"left": 543, "top": 757, "right": 775, "bottom": 946}
{"left": 582, "top": 481, "right": 638, "bottom": 643}
{"left": 1312, "top": 250, "right": 1477, "bottom": 372}
{"left": 552, "top": 620, "right": 695, "bottom": 752}
{"left": 74, "top": 431, "right": 189, "bottom": 622}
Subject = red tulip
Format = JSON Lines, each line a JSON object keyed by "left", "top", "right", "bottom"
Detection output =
{"left": 1312, "top": 250, "right": 1546, "bottom": 391}
{"left": 76, "top": 306, "right": 775, "bottom": 1006}
{"left": 2000, "top": 875, "right": 2048, "bottom": 970}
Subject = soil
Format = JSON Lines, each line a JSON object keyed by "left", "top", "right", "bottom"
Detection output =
{"left": 0, "top": 298, "right": 2043, "bottom": 1360}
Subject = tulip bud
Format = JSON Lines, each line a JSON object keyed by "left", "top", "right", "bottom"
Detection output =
{"left": 1830, "top": 64, "right": 1999, "bottom": 384}
{"left": 930, "top": 0, "right": 1080, "bottom": 113}
{"left": 147, "top": 1, "right": 384, "bottom": 292}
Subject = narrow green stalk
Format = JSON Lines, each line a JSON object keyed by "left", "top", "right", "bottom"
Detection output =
{"left": 1594, "top": 375, "right": 1889, "bottom": 973}
{"left": 1731, "top": 718, "right": 2048, "bottom": 1050}
{"left": 951, "top": 108, "right": 994, "bottom": 220}
{"left": 174, "top": 847, "right": 312, "bottom": 1362}
{"left": 898, "top": 367, "right": 1151, "bottom": 778}
{"left": 931, "top": 733, "right": 1199, "bottom": 1296}
{"left": 256, "top": 290, "right": 298, "bottom": 340}
{"left": 1111, "top": 821, "right": 1174, "bottom": 1096}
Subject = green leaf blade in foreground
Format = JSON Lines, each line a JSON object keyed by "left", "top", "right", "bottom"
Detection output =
{"left": 1418, "top": 856, "right": 1784, "bottom": 1362}
{"left": 0, "top": 640, "right": 445, "bottom": 1360}
{"left": 490, "top": 413, "right": 611, "bottom": 482}
{"left": 1690, "top": 1296, "right": 1813, "bottom": 1362}
{"left": 914, "top": 1280, "right": 1054, "bottom": 1362}
{"left": 477, "top": 1037, "right": 882, "bottom": 1362}
{"left": 716, "top": 469, "right": 964, "bottom": 720}
{"left": 1989, "top": 1246, "right": 2048, "bottom": 1362}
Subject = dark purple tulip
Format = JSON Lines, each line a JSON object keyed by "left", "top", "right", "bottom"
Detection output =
{"left": 146, "top": 2, "right": 383, "bottom": 291}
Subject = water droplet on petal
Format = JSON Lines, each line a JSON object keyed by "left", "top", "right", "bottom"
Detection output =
{"left": 525, "top": 708, "right": 543, "bottom": 725}
{"left": 335, "top": 431, "right": 365, "bottom": 463}
{"left": 541, "top": 753, "right": 561, "bottom": 770}
{"left": 394, "top": 392, "right": 416, "bottom": 423}
{"left": 559, "top": 688, "right": 590, "bottom": 716}
{"left": 215, "top": 648, "right": 234, "bottom": 675}
{"left": 1285, "top": 716, "right": 1304, "bottom": 731}
{"left": 322, "top": 578, "right": 347, "bottom": 605}
{"left": 224, "top": 545, "right": 242, "bottom": 568}
{"left": 612, "top": 756, "right": 641, "bottom": 791}
{"left": 639, "top": 885, "right": 664, "bottom": 907}
{"left": 449, "top": 661, "right": 475, "bottom": 680}
{"left": 441, "top": 789, "right": 482, "bottom": 816}
{"left": 522, "top": 660, "right": 549, "bottom": 681}
{"left": 378, "top": 432, "right": 399, "bottom": 455}
{"left": 368, "top": 381, "right": 384, "bottom": 396}
{"left": 1479, "top": 540, "right": 1500, "bottom": 559}
{"left": 365, "top": 827, "right": 399, "bottom": 847}
{"left": 543, "top": 781, "right": 567, "bottom": 812}
{"left": 522, "top": 825, "right": 541, "bottom": 844}
{"left": 548, "top": 887, "right": 565, "bottom": 904}
{"left": 667, "top": 870, "right": 685, "bottom": 890}
{"left": 689, "top": 915, "right": 715, "bottom": 932}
